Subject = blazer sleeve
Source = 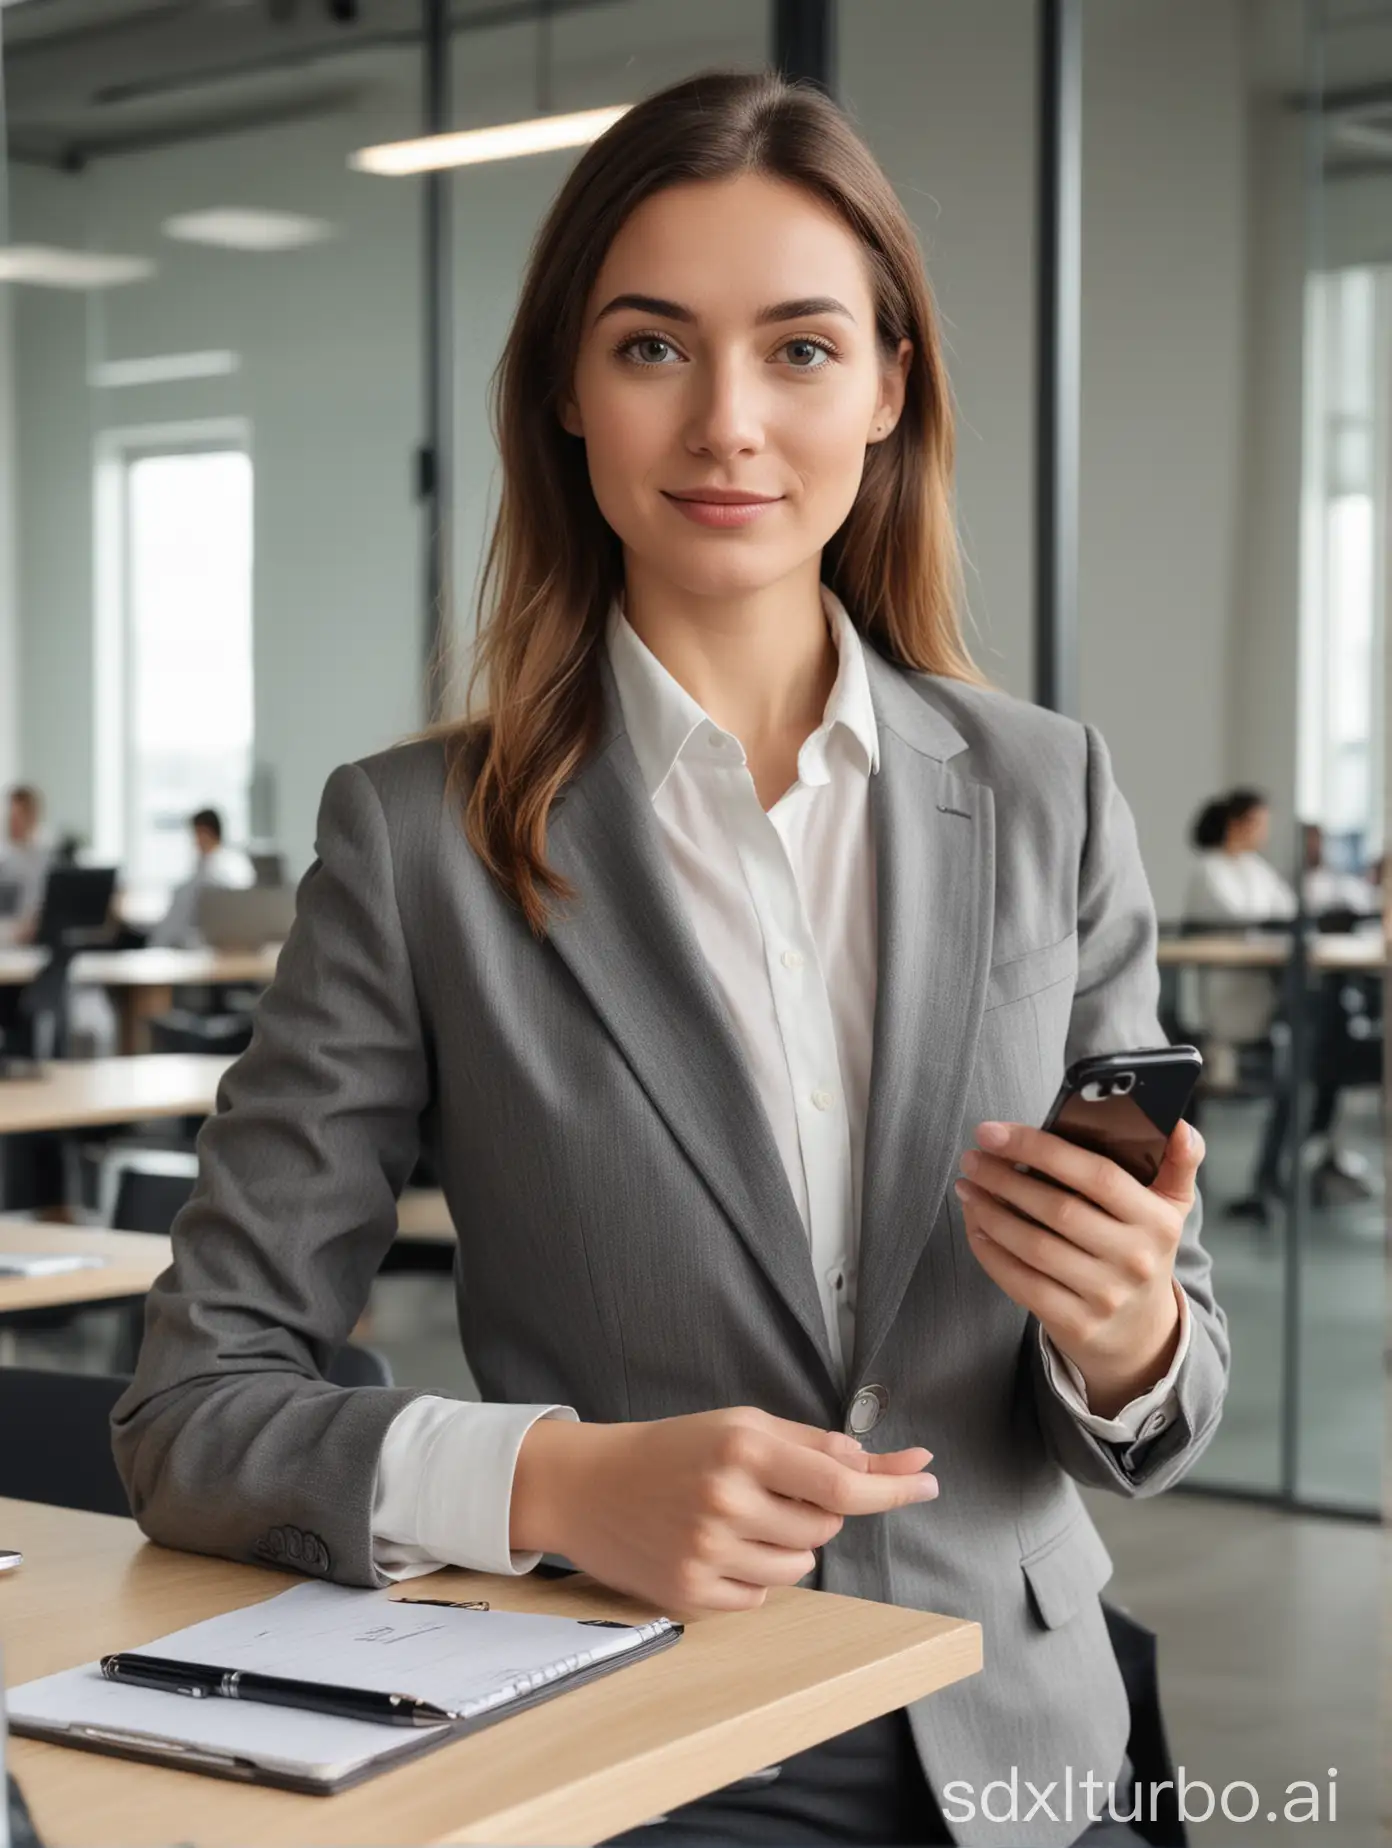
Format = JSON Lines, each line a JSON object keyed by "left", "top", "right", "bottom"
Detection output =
{"left": 111, "top": 761, "right": 434, "bottom": 1585}
{"left": 1027, "top": 724, "right": 1232, "bottom": 1496}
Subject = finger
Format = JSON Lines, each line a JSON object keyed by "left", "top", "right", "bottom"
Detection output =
{"left": 759, "top": 1415, "right": 874, "bottom": 1472}
{"left": 1150, "top": 1120, "right": 1204, "bottom": 1208}
{"left": 863, "top": 1447, "right": 935, "bottom": 1475}
{"left": 760, "top": 1441, "right": 939, "bottom": 1517}
{"left": 966, "top": 1212, "right": 1087, "bottom": 1327}
{"left": 736, "top": 1490, "right": 846, "bottom": 1552}
{"left": 960, "top": 1150, "right": 1127, "bottom": 1258}
{"left": 974, "top": 1121, "right": 1151, "bottom": 1223}
{"left": 715, "top": 1538, "right": 820, "bottom": 1589}
{"left": 958, "top": 1180, "right": 1113, "bottom": 1301}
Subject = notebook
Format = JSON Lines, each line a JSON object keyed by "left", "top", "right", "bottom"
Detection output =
{"left": 9, "top": 1581, "right": 682, "bottom": 1795}
{"left": 0, "top": 1256, "right": 104, "bottom": 1279}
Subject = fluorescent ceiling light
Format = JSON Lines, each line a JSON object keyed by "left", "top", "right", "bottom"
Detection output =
{"left": 0, "top": 245, "right": 154, "bottom": 289}
{"left": 351, "top": 104, "right": 629, "bottom": 176}
{"left": 90, "top": 350, "right": 241, "bottom": 389}
{"left": 162, "top": 209, "right": 337, "bottom": 252}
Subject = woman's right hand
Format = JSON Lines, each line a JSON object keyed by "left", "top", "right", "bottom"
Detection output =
{"left": 509, "top": 1406, "right": 937, "bottom": 1614}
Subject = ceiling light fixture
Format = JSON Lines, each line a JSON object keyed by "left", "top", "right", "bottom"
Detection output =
{"left": 350, "top": 103, "right": 629, "bottom": 176}
{"left": 90, "top": 350, "right": 241, "bottom": 389}
{"left": 162, "top": 209, "right": 337, "bottom": 251}
{"left": 0, "top": 246, "right": 154, "bottom": 289}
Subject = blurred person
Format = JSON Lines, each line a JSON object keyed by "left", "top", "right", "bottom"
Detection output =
{"left": 1300, "top": 822, "right": 1380, "bottom": 920}
{"left": 0, "top": 786, "right": 54, "bottom": 945}
{"left": 1183, "top": 791, "right": 1296, "bottom": 1223}
{"left": 148, "top": 808, "right": 256, "bottom": 949}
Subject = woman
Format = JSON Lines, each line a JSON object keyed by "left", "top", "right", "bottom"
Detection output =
{"left": 115, "top": 74, "right": 1227, "bottom": 1848}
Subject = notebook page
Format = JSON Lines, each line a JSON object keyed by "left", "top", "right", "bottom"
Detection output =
{"left": 142, "top": 1582, "right": 672, "bottom": 1720}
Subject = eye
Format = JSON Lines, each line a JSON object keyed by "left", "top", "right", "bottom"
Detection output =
{"left": 616, "top": 333, "right": 684, "bottom": 367}
{"left": 777, "top": 336, "right": 834, "bottom": 370}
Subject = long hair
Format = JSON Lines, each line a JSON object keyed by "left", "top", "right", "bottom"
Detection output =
{"left": 447, "top": 69, "right": 984, "bottom": 935}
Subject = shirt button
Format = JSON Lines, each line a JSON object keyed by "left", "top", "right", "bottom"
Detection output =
{"left": 781, "top": 949, "right": 804, "bottom": 971}
{"left": 827, "top": 1267, "right": 845, "bottom": 1292}
{"left": 847, "top": 1384, "right": 888, "bottom": 1436}
{"left": 811, "top": 1088, "right": 834, "bottom": 1111}
{"left": 707, "top": 732, "right": 726, "bottom": 750}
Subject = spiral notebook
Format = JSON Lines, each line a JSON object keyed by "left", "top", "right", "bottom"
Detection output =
{"left": 8, "top": 1581, "right": 681, "bottom": 1795}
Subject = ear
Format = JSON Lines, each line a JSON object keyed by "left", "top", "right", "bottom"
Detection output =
{"left": 559, "top": 394, "right": 584, "bottom": 438}
{"left": 867, "top": 338, "right": 912, "bottom": 445}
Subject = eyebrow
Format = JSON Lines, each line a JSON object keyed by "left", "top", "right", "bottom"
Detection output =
{"left": 592, "top": 292, "right": 857, "bottom": 327}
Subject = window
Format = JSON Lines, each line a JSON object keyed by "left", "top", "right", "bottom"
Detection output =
{"left": 1298, "top": 268, "right": 1389, "bottom": 864}
{"left": 95, "top": 429, "right": 254, "bottom": 889}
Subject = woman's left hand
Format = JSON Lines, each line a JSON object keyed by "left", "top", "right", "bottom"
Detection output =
{"left": 955, "top": 1119, "right": 1204, "bottom": 1418}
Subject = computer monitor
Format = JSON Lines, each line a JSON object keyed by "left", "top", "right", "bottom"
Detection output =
{"left": 197, "top": 884, "right": 296, "bottom": 950}
{"left": 250, "top": 851, "right": 287, "bottom": 889}
{"left": 32, "top": 868, "right": 117, "bottom": 952}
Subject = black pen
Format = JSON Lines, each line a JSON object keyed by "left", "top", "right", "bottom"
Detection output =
{"left": 99, "top": 1652, "right": 454, "bottom": 1728}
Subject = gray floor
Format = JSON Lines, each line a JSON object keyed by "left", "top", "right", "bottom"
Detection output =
{"left": 1086, "top": 1490, "right": 1389, "bottom": 1847}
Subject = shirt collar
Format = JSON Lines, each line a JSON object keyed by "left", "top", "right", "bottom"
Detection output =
{"left": 605, "top": 586, "right": 880, "bottom": 803}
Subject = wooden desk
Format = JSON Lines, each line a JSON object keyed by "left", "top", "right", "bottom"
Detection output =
{"left": 0, "top": 1192, "right": 447, "bottom": 1312}
{"left": 394, "top": 1187, "right": 456, "bottom": 1244}
{"left": 1157, "top": 932, "right": 1388, "bottom": 972}
{"left": 0, "top": 1498, "right": 981, "bottom": 1848}
{"left": 0, "top": 947, "right": 280, "bottom": 1053}
{"left": 0, "top": 1056, "right": 231, "bottom": 1136}
{"left": 0, "top": 1220, "right": 171, "bottom": 1314}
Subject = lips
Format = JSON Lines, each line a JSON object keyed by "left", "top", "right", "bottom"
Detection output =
{"left": 662, "top": 490, "right": 782, "bottom": 529}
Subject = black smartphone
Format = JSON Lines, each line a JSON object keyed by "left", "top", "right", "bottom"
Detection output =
{"left": 1040, "top": 1046, "right": 1203, "bottom": 1186}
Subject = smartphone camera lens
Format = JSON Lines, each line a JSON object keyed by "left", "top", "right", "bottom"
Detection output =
{"left": 1081, "top": 1080, "right": 1108, "bottom": 1103}
{"left": 1110, "top": 1071, "right": 1136, "bottom": 1097}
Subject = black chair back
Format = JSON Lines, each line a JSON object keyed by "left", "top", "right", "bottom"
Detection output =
{"left": 111, "top": 1168, "right": 197, "bottom": 1236}
{"left": 0, "top": 1347, "right": 393, "bottom": 1518}
{"left": 0, "top": 1370, "right": 130, "bottom": 1516}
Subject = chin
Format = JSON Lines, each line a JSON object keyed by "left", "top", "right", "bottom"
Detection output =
{"left": 632, "top": 536, "right": 811, "bottom": 603}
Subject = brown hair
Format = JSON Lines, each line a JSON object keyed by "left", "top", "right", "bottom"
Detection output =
{"left": 446, "top": 69, "right": 983, "bottom": 935}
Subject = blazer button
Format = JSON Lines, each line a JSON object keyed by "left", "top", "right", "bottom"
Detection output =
{"left": 846, "top": 1384, "right": 888, "bottom": 1436}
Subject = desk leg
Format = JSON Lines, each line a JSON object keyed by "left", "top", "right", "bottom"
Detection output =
{"left": 117, "top": 984, "right": 174, "bottom": 1055}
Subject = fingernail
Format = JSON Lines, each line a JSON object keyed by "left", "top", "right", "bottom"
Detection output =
{"left": 953, "top": 1179, "right": 971, "bottom": 1201}
{"left": 977, "top": 1122, "right": 1008, "bottom": 1149}
{"left": 911, "top": 1474, "right": 940, "bottom": 1501}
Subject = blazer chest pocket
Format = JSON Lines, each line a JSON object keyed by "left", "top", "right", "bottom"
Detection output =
{"left": 1021, "top": 1511, "right": 1114, "bottom": 1629}
{"left": 986, "top": 931, "right": 1078, "bottom": 1012}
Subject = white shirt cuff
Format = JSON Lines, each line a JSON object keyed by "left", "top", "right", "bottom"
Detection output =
{"left": 1039, "top": 1281, "right": 1191, "bottom": 1445}
{"left": 371, "top": 1395, "right": 579, "bottom": 1581}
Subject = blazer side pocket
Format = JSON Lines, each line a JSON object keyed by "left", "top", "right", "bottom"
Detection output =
{"left": 986, "top": 931, "right": 1079, "bottom": 1012}
{"left": 1020, "top": 1511, "right": 1114, "bottom": 1629}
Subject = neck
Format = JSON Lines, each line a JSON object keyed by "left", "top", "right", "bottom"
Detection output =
{"left": 621, "top": 553, "right": 837, "bottom": 757}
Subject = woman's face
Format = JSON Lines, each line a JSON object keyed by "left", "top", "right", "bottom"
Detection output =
{"left": 564, "top": 173, "right": 909, "bottom": 602}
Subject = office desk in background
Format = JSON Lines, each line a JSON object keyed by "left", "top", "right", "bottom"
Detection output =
{"left": 1157, "top": 932, "right": 1389, "bottom": 972}
{"left": 0, "top": 1497, "right": 981, "bottom": 1848}
{"left": 0, "top": 947, "right": 281, "bottom": 1054}
{"left": 0, "top": 1219, "right": 172, "bottom": 1315}
{"left": 0, "top": 1057, "right": 232, "bottom": 1137}
{"left": 0, "top": 1194, "right": 451, "bottom": 1314}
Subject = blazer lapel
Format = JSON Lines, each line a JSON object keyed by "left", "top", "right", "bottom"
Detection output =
{"left": 851, "top": 652, "right": 997, "bottom": 1380}
{"left": 544, "top": 661, "right": 840, "bottom": 1392}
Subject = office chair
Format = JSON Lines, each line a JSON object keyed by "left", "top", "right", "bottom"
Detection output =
{"left": 111, "top": 1166, "right": 198, "bottom": 1237}
{"left": 146, "top": 1010, "right": 254, "bottom": 1057}
{"left": 0, "top": 1347, "right": 395, "bottom": 1517}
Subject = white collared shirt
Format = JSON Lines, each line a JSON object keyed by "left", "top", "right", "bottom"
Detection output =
{"left": 371, "top": 590, "right": 1186, "bottom": 1579}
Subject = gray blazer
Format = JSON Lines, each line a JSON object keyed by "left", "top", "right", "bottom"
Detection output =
{"left": 114, "top": 647, "right": 1228, "bottom": 1847}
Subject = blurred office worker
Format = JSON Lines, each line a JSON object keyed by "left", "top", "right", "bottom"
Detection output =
{"left": 116, "top": 75, "right": 1228, "bottom": 1848}
{"left": 1300, "top": 822, "right": 1381, "bottom": 919}
{"left": 147, "top": 808, "right": 257, "bottom": 950}
{"left": 0, "top": 785, "right": 54, "bottom": 945}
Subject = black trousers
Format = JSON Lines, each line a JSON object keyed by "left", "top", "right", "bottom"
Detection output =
{"left": 605, "top": 1710, "right": 1145, "bottom": 1847}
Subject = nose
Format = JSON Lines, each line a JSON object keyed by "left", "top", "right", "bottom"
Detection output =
{"left": 683, "top": 354, "right": 763, "bottom": 463}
